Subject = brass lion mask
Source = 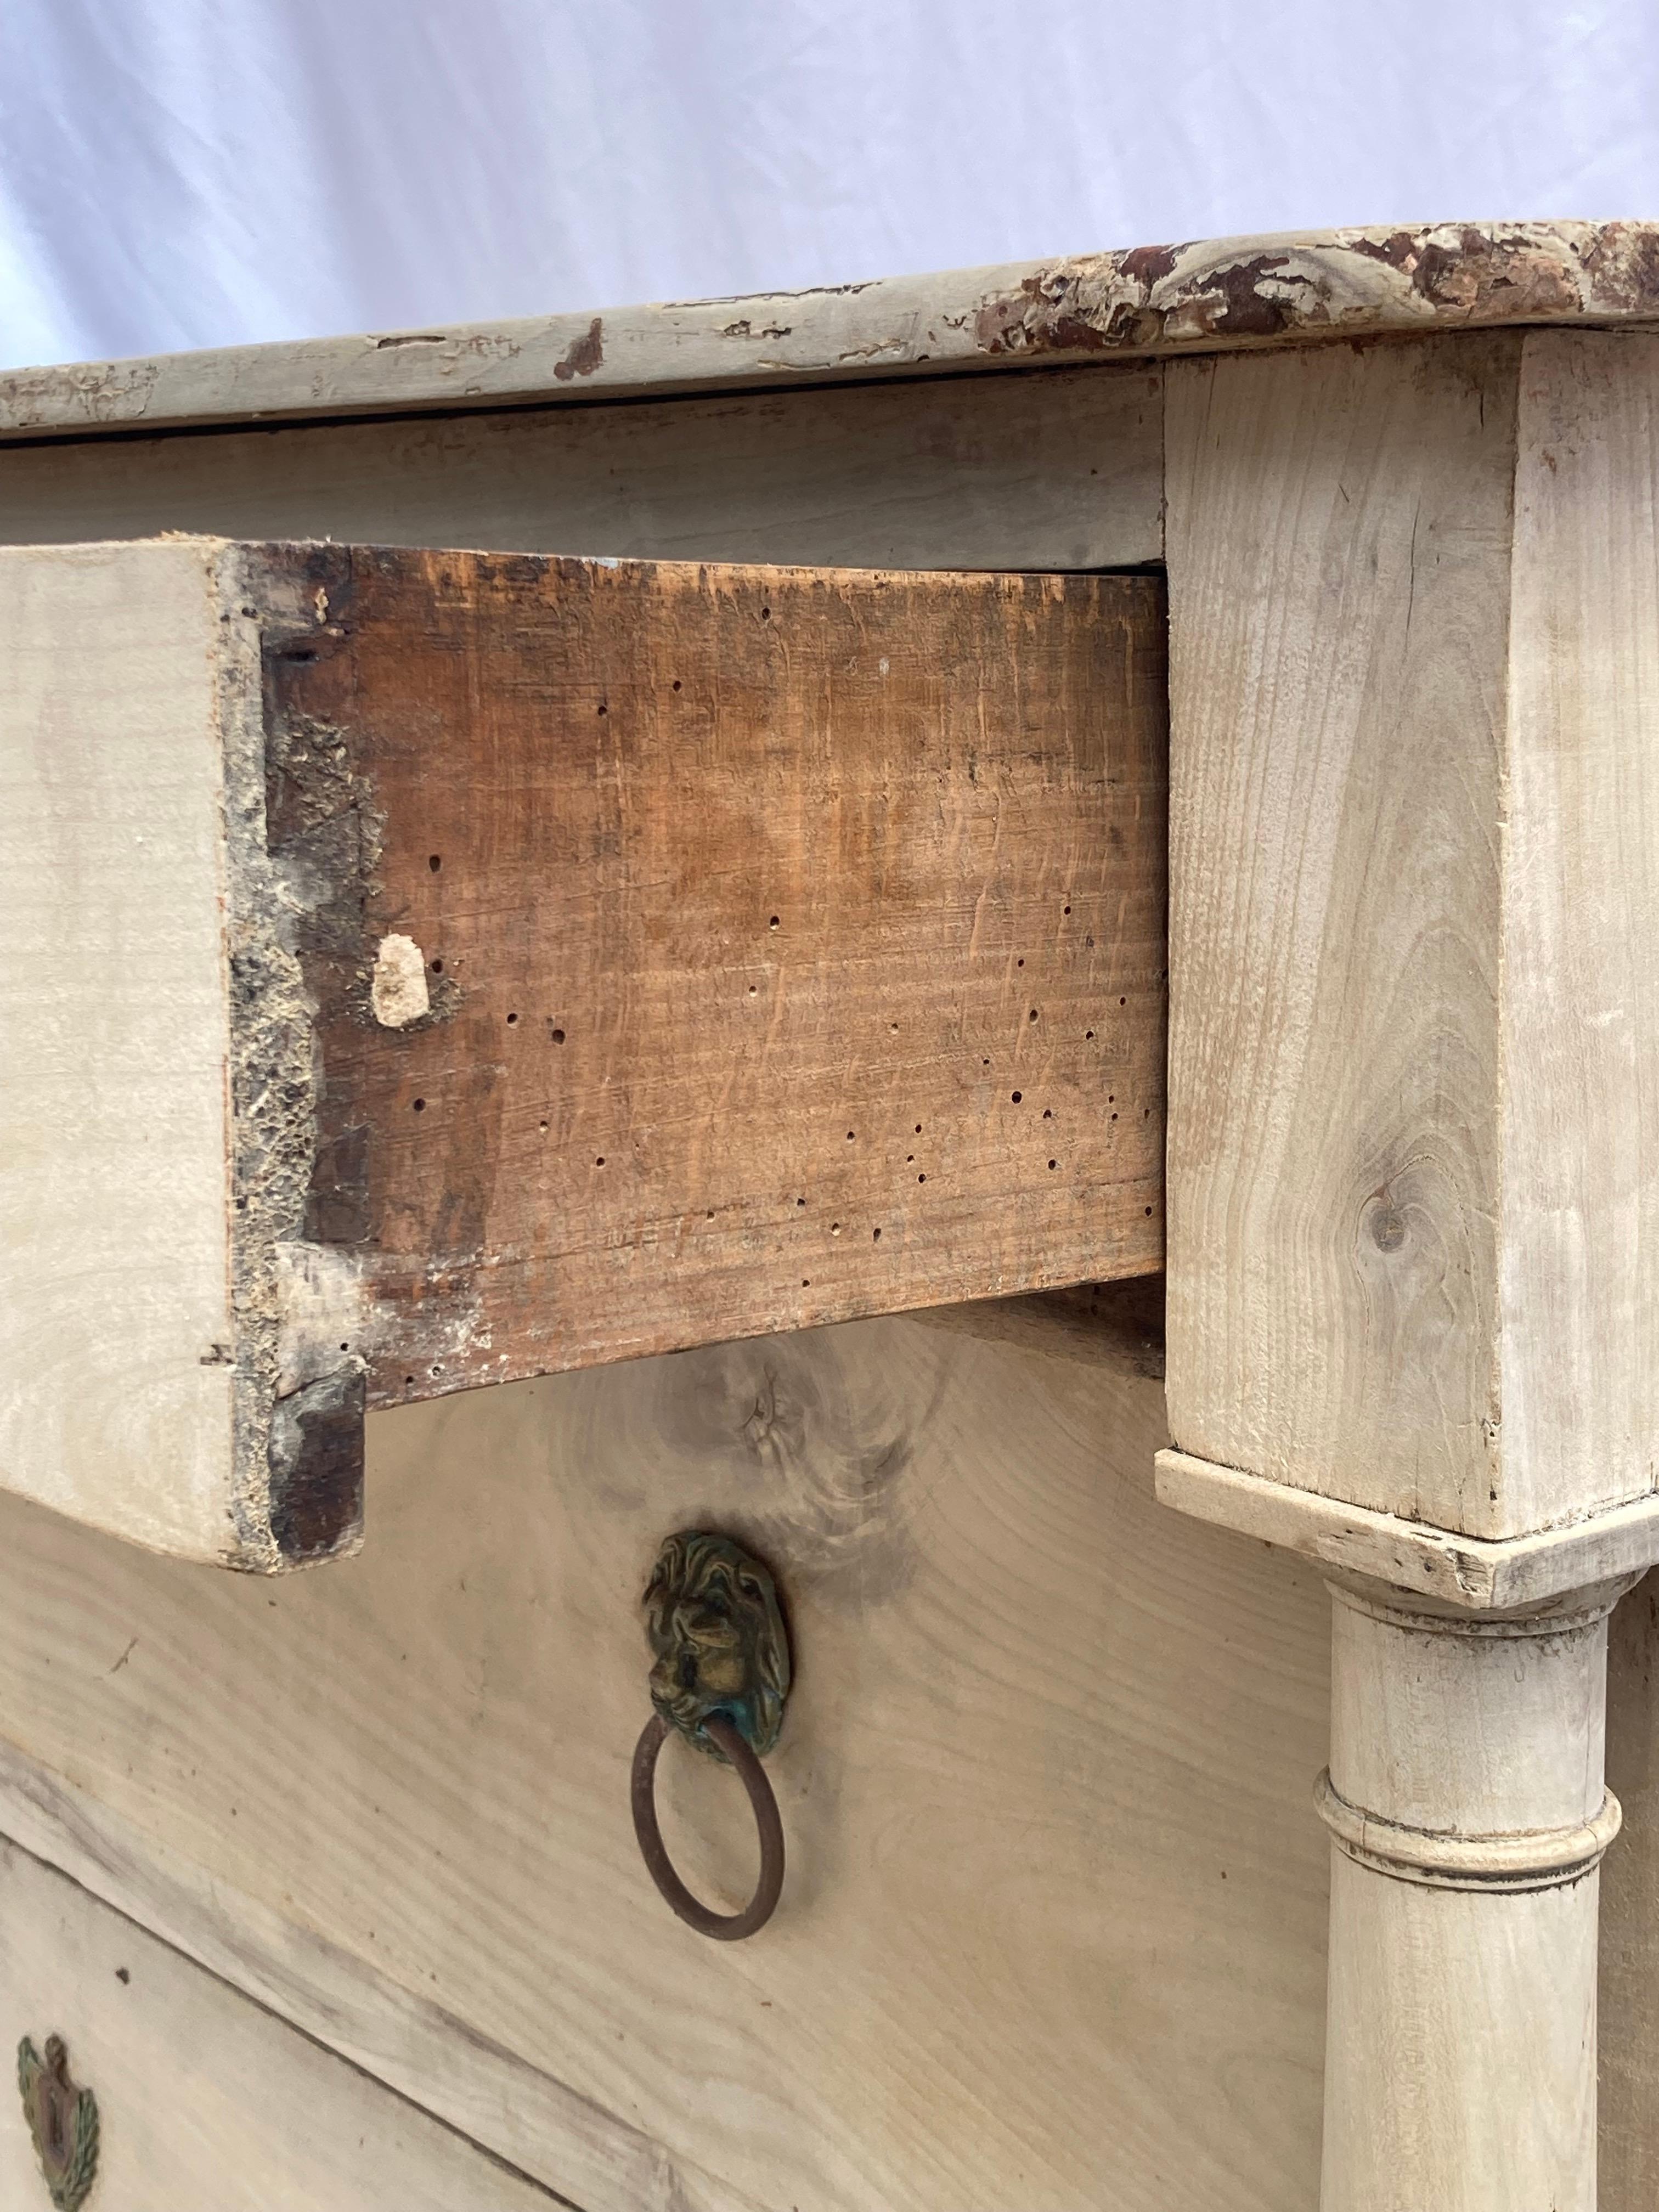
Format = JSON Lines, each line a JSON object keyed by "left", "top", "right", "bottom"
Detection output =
{"left": 643, "top": 1531, "right": 791, "bottom": 1758}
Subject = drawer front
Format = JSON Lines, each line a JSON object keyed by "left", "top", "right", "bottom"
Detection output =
{"left": 0, "top": 1305, "right": 1330, "bottom": 2212}
{"left": 0, "top": 1837, "right": 560, "bottom": 2212}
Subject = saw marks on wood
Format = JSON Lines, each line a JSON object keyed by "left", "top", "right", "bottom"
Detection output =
{"left": 258, "top": 546, "right": 1169, "bottom": 1409}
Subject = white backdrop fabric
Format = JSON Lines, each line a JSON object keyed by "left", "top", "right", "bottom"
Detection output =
{"left": 3, "top": 0, "right": 1658, "bottom": 374}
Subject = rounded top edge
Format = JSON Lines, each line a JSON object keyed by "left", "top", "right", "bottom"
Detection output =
{"left": 5, "top": 221, "right": 1659, "bottom": 444}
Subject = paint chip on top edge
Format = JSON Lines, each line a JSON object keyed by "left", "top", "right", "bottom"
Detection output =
{"left": 371, "top": 933, "right": 430, "bottom": 1027}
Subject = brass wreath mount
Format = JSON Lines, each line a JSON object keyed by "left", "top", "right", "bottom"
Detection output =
{"left": 18, "top": 2035, "right": 99, "bottom": 2211}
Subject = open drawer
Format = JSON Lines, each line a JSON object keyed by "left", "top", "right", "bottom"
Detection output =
{"left": 3, "top": 537, "right": 1166, "bottom": 1567}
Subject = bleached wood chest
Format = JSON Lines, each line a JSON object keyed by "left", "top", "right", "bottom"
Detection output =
{"left": 5, "top": 221, "right": 1659, "bottom": 2211}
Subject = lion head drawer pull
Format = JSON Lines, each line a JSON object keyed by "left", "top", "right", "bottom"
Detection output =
{"left": 18, "top": 2035, "right": 99, "bottom": 2210}
{"left": 630, "top": 1531, "right": 791, "bottom": 1940}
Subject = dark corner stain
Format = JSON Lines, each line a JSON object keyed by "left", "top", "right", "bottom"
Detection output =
{"left": 552, "top": 316, "right": 605, "bottom": 382}
{"left": 258, "top": 543, "right": 359, "bottom": 738}
{"left": 306, "top": 1122, "right": 372, "bottom": 1244}
{"left": 250, "top": 540, "right": 379, "bottom": 995}
{"left": 268, "top": 1368, "right": 365, "bottom": 1564}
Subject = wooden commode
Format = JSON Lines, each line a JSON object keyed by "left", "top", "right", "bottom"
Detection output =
{"left": 5, "top": 221, "right": 1659, "bottom": 2210}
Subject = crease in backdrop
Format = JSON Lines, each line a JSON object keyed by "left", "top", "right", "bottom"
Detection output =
{"left": 1, "top": 0, "right": 1657, "bottom": 373}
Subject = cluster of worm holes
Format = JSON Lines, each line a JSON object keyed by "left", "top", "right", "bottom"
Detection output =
{"left": 397, "top": 854, "right": 1155, "bottom": 1349}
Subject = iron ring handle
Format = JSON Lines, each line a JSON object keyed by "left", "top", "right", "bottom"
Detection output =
{"left": 630, "top": 1711, "right": 786, "bottom": 1940}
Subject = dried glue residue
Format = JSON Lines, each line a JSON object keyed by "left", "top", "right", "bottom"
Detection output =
{"left": 370, "top": 933, "right": 430, "bottom": 1027}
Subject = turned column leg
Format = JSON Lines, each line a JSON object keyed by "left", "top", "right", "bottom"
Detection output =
{"left": 1318, "top": 1573, "right": 1635, "bottom": 2212}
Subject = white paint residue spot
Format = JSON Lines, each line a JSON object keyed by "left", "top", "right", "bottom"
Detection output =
{"left": 371, "top": 933, "right": 430, "bottom": 1027}
{"left": 878, "top": 656, "right": 890, "bottom": 675}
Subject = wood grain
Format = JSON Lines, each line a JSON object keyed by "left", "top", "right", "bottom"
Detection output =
{"left": 0, "top": 1836, "right": 568, "bottom": 2211}
{"left": 1320, "top": 1580, "right": 1618, "bottom": 2212}
{"left": 1164, "top": 329, "right": 1659, "bottom": 1544}
{"left": 0, "top": 543, "right": 238, "bottom": 1561}
{"left": 1158, "top": 1448, "right": 1659, "bottom": 1613}
{"left": 1159, "top": 331, "right": 1659, "bottom": 2207}
{"left": 1164, "top": 336, "right": 1516, "bottom": 1536}
{"left": 256, "top": 546, "right": 1168, "bottom": 1413}
{"left": 0, "top": 1312, "right": 1331, "bottom": 2212}
{"left": 1323, "top": 1857, "right": 1599, "bottom": 2212}
{"left": 1601, "top": 1568, "right": 1659, "bottom": 2212}
{"left": 0, "top": 360, "right": 1165, "bottom": 569}
{"left": 0, "top": 1738, "right": 736, "bottom": 2212}
{"left": 1500, "top": 330, "right": 1659, "bottom": 1533}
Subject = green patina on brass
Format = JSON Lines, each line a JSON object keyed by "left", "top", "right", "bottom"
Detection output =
{"left": 18, "top": 2036, "right": 99, "bottom": 2211}
{"left": 643, "top": 1531, "right": 791, "bottom": 1760}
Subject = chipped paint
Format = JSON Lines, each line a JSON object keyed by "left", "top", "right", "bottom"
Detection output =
{"left": 970, "top": 223, "right": 1659, "bottom": 364}
{"left": 370, "top": 932, "right": 430, "bottom": 1026}
{"left": 0, "top": 354, "right": 160, "bottom": 430}
{"left": 8, "top": 223, "right": 1659, "bottom": 441}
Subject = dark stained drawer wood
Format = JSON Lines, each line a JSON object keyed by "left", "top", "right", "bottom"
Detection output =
{"left": 268, "top": 547, "right": 1167, "bottom": 1398}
